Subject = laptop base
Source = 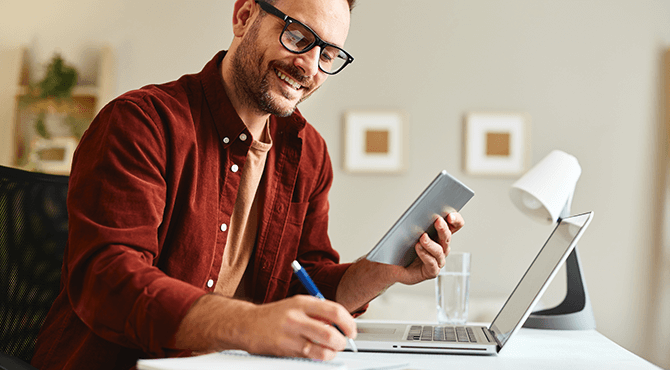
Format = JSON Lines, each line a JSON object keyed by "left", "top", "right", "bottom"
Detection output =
{"left": 353, "top": 322, "right": 498, "bottom": 355}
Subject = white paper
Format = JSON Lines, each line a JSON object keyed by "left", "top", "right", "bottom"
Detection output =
{"left": 137, "top": 350, "right": 407, "bottom": 370}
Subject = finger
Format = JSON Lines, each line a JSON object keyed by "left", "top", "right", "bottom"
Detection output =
{"left": 446, "top": 212, "right": 465, "bottom": 233}
{"left": 415, "top": 239, "right": 442, "bottom": 275}
{"left": 270, "top": 308, "right": 322, "bottom": 357}
{"left": 290, "top": 313, "right": 346, "bottom": 353}
{"left": 294, "top": 298, "right": 352, "bottom": 350}
{"left": 434, "top": 217, "right": 452, "bottom": 247}
{"left": 281, "top": 320, "right": 340, "bottom": 359}
{"left": 285, "top": 335, "right": 312, "bottom": 358}
{"left": 301, "top": 297, "right": 357, "bottom": 340}
{"left": 300, "top": 338, "right": 338, "bottom": 361}
{"left": 419, "top": 233, "right": 446, "bottom": 261}
{"left": 302, "top": 340, "right": 312, "bottom": 356}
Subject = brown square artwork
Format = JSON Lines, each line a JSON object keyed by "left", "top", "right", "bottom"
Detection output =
{"left": 486, "top": 132, "right": 511, "bottom": 156}
{"left": 37, "top": 147, "right": 66, "bottom": 161}
{"left": 365, "top": 129, "right": 389, "bottom": 154}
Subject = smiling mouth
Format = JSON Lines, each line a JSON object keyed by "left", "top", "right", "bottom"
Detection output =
{"left": 275, "top": 69, "right": 302, "bottom": 91}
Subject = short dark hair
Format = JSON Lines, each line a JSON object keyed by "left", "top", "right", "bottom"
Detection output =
{"left": 266, "top": 0, "right": 356, "bottom": 12}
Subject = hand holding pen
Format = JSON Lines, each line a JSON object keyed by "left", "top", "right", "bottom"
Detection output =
{"left": 292, "top": 260, "right": 358, "bottom": 353}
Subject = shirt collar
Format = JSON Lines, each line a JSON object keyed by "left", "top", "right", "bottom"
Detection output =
{"left": 199, "top": 51, "right": 307, "bottom": 148}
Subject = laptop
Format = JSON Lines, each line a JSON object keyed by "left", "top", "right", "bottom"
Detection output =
{"left": 353, "top": 211, "right": 594, "bottom": 355}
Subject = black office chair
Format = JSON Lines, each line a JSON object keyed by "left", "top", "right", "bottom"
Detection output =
{"left": 0, "top": 165, "right": 69, "bottom": 369}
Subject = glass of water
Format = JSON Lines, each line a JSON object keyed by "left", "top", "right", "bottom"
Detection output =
{"left": 435, "top": 251, "right": 471, "bottom": 324}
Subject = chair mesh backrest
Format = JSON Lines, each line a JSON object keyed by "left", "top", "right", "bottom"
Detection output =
{"left": 0, "top": 165, "right": 68, "bottom": 363}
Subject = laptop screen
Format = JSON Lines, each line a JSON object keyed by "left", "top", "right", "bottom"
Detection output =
{"left": 488, "top": 212, "right": 593, "bottom": 347}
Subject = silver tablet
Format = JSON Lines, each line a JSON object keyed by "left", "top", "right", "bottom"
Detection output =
{"left": 366, "top": 170, "right": 474, "bottom": 266}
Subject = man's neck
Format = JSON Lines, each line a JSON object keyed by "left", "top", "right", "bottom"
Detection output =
{"left": 239, "top": 112, "right": 269, "bottom": 142}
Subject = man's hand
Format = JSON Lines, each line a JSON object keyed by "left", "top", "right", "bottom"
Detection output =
{"left": 396, "top": 212, "right": 465, "bottom": 285}
{"left": 174, "top": 294, "right": 356, "bottom": 361}
{"left": 336, "top": 212, "right": 465, "bottom": 312}
{"left": 240, "top": 295, "right": 356, "bottom": 360}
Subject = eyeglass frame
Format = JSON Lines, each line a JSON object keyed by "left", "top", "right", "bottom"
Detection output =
{"left": 254, "top": 0, "right": 354, "bottom": 75}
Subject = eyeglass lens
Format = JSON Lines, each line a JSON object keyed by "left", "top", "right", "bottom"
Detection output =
{"left": 281, "top": 22, "right": 349, "bottom": 74}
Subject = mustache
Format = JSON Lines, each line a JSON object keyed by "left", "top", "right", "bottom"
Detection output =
{"left": 271, "top": 61, "right": 311, "bottom": 87}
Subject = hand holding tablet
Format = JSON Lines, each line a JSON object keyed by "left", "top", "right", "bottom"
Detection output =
{"left": 366, "top": 170, "right": 475, "bottom": 267}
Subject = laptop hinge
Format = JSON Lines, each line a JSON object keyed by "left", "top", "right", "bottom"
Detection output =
{"left": 483, "top": 327, "right": 502, "bottom": 349}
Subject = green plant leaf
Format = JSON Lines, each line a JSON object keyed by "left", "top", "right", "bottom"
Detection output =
{"left": 39, "top": 54, "right": 78, "bottom": 100}
{"left": 35, "top": 111, "right": 51, "bottom": 139}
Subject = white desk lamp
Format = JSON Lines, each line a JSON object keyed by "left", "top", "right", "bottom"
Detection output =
{"left": 509, "top": 150, "right": 596, "bottom": 330}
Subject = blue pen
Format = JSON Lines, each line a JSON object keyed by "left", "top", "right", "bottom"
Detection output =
{"left": 291, "top": 260, "right": 358, "bottom": 353}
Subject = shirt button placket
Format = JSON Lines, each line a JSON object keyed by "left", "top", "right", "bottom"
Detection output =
{"left": 217, "top": 134, "right": 241, "bottom": 293}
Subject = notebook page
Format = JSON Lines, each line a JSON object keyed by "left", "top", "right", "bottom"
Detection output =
{"left": 137, "top": 350, "right": 407, "bottom": 370}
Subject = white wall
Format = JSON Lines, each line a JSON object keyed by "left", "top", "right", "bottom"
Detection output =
{"left": 2, "top": 0, "right": 669, "bottom": 367}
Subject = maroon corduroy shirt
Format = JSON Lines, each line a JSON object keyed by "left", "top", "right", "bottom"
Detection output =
{"left": 32, "top": 51, "right": 357, "bottom": 370}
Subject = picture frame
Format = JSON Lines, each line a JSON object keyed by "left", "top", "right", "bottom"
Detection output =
{"left": 29, "top": 136, "right": 78, "bottom": 175}
{"left": 343, "top": 111, "right": 407, "bottom": 173}
{"left": 463, "top": 112, "right": 529, "bottom": 176}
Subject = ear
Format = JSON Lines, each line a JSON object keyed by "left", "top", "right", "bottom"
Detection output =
{"left": 232, "top": 0, "right": 259, "bottom": 37}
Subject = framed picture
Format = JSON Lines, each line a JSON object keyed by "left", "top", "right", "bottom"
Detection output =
{"left": 343, "top": 111, "right": 407, "bottom": 173}
{"left": 29, "top": 136, "right": 77, "bottom": 175}
{"left": 463, "top": 112, "right": 529, "bottom": 176}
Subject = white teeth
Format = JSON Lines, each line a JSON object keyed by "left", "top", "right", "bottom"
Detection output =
{"left": 276, "top": 70, "right": 301, "bottom": 90}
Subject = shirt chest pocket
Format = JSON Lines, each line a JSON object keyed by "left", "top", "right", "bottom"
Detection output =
{"left": 278, "top": 201, "right": 309, "bottom": 258}
{"left": 287, "top": 202, "right": 309, "bottom": 226}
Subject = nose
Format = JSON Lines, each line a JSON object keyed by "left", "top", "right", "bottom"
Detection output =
{"left": 294, "top": 47, "right": 321, "bottom": 77}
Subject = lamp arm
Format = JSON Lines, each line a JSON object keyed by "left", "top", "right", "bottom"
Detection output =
{"left": 524, "top": 187, "right": 597, "bottom": 330}
{"left": 522, "top": 246, "right": 596, "bottom": 330}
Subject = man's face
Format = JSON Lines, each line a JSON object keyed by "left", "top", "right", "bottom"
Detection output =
{"left": 230, "top": 0, "right": 350, "bottom": 117}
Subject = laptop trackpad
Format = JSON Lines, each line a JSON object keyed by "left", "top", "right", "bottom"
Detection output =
{"left": 356, "top": 323, "right": 408, "bottom": 341}
{"left": 358, "top": 328, "right": 396, "bottom": 335}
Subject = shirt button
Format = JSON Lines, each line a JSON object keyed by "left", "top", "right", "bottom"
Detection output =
{"left": 239, "top": 133, "right": 248, "bottom": 141}
{"left": 220, "top": 223, "right": 228, "bottom": 232}
{"left": 207, "top": 279, "right": 214, "bottom": 288}
{"left": 223, "top": 137, "right": 230, "bottom": 144}
{"left": 231, "top": 164, "right": 239, "bottom": 173}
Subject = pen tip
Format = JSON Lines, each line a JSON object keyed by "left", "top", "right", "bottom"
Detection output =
{"left": 349, "top": 338, "right": 358, "bottom": 353}
{"left": 291, "top": 260, "right": 301, "bottom": 271}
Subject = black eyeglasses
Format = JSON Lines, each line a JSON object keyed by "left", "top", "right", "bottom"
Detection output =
{"left": 255, "top": 0, "right": 354, "bottom": 75}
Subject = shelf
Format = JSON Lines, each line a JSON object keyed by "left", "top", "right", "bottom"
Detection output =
{"left": 0, "top": 45, "right": 115, "bottom": 174}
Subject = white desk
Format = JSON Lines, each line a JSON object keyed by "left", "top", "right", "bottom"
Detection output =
{"left": 336, "top": 326, "right": 661, "bottom": 370}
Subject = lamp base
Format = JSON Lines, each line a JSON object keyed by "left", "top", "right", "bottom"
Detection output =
{"left": 522, "top": 247, "right": 596, "bottom": 330}
{"left": 523, "top": 308, "right": 596, "bottom": 330}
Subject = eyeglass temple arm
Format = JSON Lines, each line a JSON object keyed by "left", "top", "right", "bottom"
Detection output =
{"left": 255, "top": 0, "right": 288, "bottom": 22}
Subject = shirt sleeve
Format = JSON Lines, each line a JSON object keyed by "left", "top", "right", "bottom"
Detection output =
{"left": 65, "top": 97, "right": 205, "bottom": 357}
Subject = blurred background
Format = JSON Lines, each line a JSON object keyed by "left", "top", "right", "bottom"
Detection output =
{"left": 1, "top": 0, "right": 669, "bottom": 367}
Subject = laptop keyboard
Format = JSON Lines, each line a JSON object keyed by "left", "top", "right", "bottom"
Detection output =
{"left": 407, "top": 325, "right": 477, "bottom": 343}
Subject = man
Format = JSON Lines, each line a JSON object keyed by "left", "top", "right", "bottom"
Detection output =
{"left": 32, "top": 0, "right": 465, "bottom": 369}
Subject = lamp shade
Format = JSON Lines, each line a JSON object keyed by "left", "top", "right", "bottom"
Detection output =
{"left": 510, "top": 150, "right": 581, "bottom": 224}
